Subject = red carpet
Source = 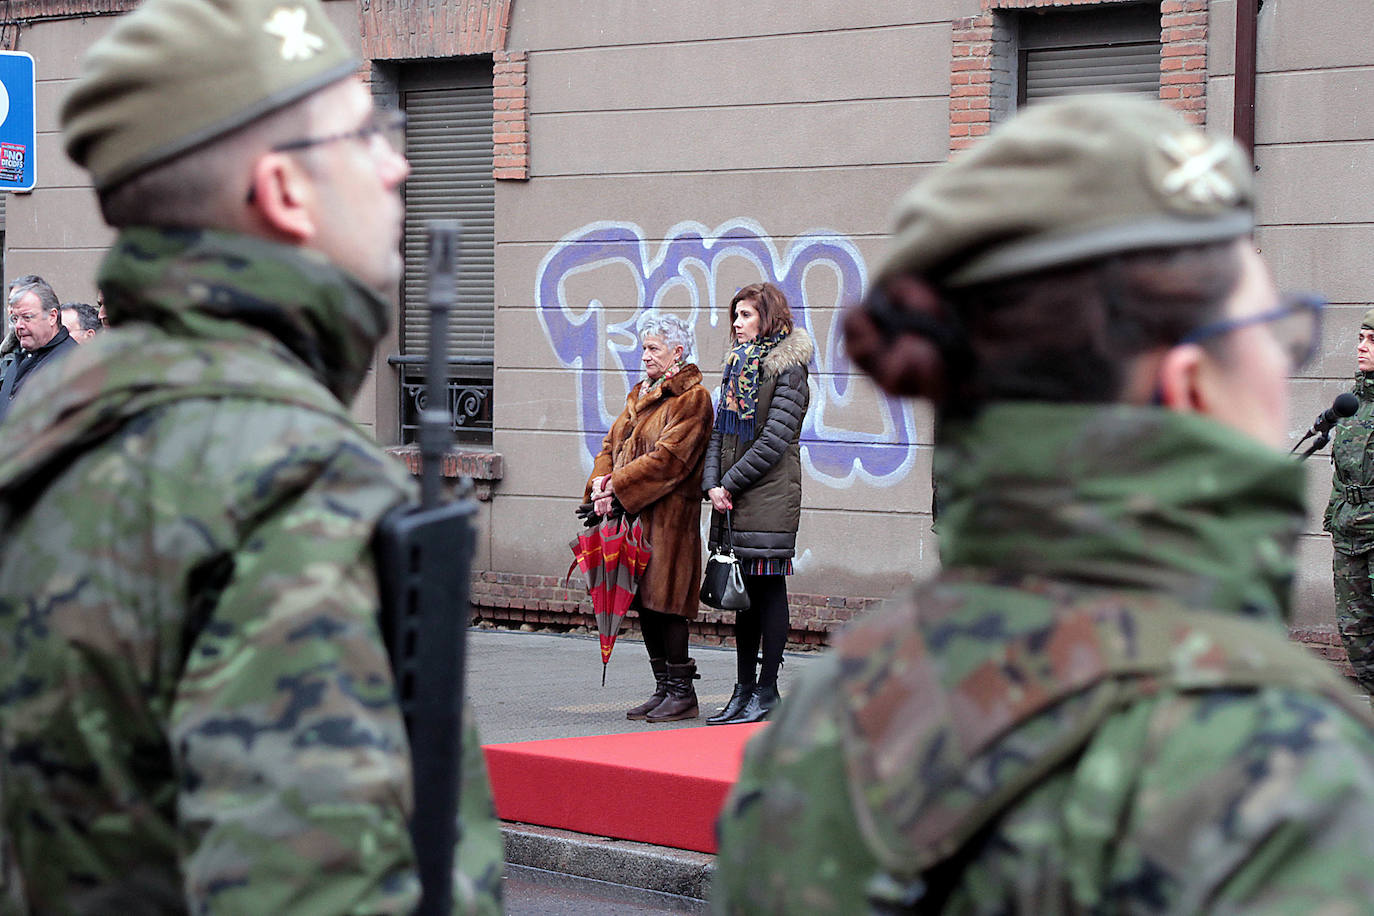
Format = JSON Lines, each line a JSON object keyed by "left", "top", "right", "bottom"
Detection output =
{"left": 482, "top": 722, "right": 766, "bottom": 853}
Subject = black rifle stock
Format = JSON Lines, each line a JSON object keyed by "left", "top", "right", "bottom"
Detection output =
{"left": 374, "top": 221, "right": 476, "bottom": 916}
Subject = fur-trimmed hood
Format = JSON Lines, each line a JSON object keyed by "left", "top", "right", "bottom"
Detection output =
{"left": 720, "top": 326, "right": 814, "bottom": 378}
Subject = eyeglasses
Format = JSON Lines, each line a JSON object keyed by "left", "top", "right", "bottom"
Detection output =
{"left": 271, "top": 108, "right": 406, "bottom": 156}
{"left": 245, "top": 109, "right": 406, "bottom": 204}
{"left": 8, "top": 311, "right": 42, "bottom": 325}
{"left": 1177, "top": 291, "right": 1326, "bottom": 371}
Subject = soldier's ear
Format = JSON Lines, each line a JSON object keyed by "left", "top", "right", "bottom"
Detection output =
{"left": 1155, "top": 342, "right": 1211, "bottom": 416}
{"left": 246, "top": 151, "right": 316, "bottom": 242}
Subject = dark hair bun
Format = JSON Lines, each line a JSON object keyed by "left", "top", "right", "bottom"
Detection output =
{"left": 843, "top": 280, "right": 970, "bottom": 404}
{"left": 842, "top": 299, "right": 947, "bottom": 402}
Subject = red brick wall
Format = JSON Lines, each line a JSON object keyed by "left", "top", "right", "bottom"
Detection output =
{"left": 4, "top": 0, "right": 132, "bottom": 18}
{"left": 1292, "top": 626, "right": 1356, "bottom": 679}
{"left": 950, "top": 0, "right": 1209, "bottom": 154}
{"left": 362, "top": 0, "right": 528, "bottom": 182}
{"left": 492, "top": 50, "right": 529, "bottom": 180}
{"left": 470, "top": 571, "right": 883, "bottom": 649}
{"left": 1159, "top": 0, "right": 1208, "bottom": 124}
{"left": 360, "top": 0, "right": 511, "bottom": 60}
{"left": 470, "top": 570, "right": 1356, "bottom": 671}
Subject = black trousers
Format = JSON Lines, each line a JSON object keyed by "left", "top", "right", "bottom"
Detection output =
{"left": 638, "top": 607, "right": 689, "bottom": 665}
{"left": 735, "top": 574, "right": 788, "bottom": 687}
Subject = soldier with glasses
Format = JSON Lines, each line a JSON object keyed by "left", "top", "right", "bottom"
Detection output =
{"left": 713, "top": 96, "right": 1369, "bottom": 914}
{"left": 0, "top": 0, "right": 502, "bottom": 910}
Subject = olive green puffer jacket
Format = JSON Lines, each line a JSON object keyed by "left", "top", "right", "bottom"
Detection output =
{"left": 704, "top": 327, "right": 813, "bottom": 561}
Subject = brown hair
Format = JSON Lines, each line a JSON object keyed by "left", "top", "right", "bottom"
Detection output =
{"left": 729, "top": 282, "right": 794, "bottom": 342}
{"left": 845, "top": 241, "right": 1241, "bottom": 416}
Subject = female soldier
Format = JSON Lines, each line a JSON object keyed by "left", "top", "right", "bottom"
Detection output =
{"left": 1324, "top": 312, "right": 1374, "bottom": 701}
{"left": 713, "top": 96, "right": 1374, "bottom": 913}
{"left": 703, "top": 282, "right": 812, "bottom": 725}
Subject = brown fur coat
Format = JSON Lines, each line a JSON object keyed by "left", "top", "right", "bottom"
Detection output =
{"left": 584, "top": 363, "right": 714, "bottom": 619}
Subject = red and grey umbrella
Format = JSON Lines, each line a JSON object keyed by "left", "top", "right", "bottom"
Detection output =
{"left": 568, "top": 510, "right": 651, "bottom": 684}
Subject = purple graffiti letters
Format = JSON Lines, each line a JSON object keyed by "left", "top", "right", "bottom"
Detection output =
{"left": 534, "top": 219, "right": 918, "bottom": 488}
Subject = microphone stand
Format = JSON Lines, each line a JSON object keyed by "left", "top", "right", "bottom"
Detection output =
{"left": 1293, "top": 393, "right": 1360, "bottom": 460}
{"left": 1290, "top": 428, "right": 1330, "bottom": 461}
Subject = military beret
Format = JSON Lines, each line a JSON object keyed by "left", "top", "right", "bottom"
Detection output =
{"left": 876, "top": 95, "right": 1254, "bottom": 288}
{"left": 61, "top": 0, "right": 358, "bottom": 191}
{"left": 1362, "top": 308, "right": 1374, "bottom": 331}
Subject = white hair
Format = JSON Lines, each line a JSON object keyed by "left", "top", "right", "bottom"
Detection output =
{"left": 636, "top": 310, "right": 695, "bottom": 360}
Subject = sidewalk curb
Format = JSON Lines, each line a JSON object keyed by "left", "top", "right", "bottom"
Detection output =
{"left": 501, "top": 822, "right": 715, "bottom": 901}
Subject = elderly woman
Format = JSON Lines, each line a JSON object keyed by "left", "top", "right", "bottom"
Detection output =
{"left": 713, "top": 97, "right": 1373, "bottom": 912}
{"left": 703, "top": 282, "right": 812, "bottom": 725}
{"left": 585, "top": 311, "right": 714, "bottom": 722}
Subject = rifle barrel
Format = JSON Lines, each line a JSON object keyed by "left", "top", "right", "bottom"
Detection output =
{"left": 420, "top": 221, "right": 461, "bottom": 508}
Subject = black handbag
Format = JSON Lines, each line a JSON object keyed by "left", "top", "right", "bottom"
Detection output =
{"left": 700, "top": 510, "right": 750, "bottom": 611}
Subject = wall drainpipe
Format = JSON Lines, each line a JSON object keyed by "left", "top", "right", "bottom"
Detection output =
{"left": 1234, "top": 0, "right": 1259, "bottom": 159}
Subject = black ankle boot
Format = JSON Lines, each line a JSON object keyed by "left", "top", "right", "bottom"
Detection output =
{"left": 706, "top": 682, "right": 754, "bottom": 725}
{"left": 727, "top": 682, "right": 779, "bottom": 724}
{"left": 626, "top": 657, "right": 669, "bottom": 720}
{"left": 645, "top": 659, "right": 699, "bottom": 722}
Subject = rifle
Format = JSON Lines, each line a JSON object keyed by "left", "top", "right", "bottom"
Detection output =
{"left": 374, "top": 221, "right": 477, "bottom": 916}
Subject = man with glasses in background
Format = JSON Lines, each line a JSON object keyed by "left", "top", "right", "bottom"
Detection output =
{"left": 59, "top": 301, "right": 101, "bottom": 344}
{"left": 0, "top": 0, "right": 502, "bottom": 911}
{"left": 0, "top": 274, "right": 76, "bottom": 422}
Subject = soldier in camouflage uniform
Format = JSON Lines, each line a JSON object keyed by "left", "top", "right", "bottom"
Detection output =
{"left": 0, "top": 0, "right": 502, "bottom": 912}
{"left": 714, "top": 96, "right": 1374, "bottom": 913}
{"left": 1324, "top": 310, "right": 1374, "bottom": 698}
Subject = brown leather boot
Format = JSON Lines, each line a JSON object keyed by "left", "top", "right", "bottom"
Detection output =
{"left": 626, "top": 657, "right": 669, "bottom": 720}
{"left": 645, "top": 659, "right": 699, "bottom": 722}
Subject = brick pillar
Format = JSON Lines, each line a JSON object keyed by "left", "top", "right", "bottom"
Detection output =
{"left": 1160, "top": 0, "right": 1208, "bottom": 125}
{"left": 950, "top": 14, "right": 996, "bottom": 153}
{"left": 950, "top": 1, "right": 1212, "bottom": 155}
{"left": 492, "top": 50, "right": 528, "bottom": 180}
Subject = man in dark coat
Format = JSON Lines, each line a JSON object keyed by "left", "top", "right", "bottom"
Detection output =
{"left": 0, "top": 275, "right": 77, "bottom": 422}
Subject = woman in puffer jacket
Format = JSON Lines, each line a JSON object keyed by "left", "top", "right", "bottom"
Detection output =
{"left": 703, "top": 282, "right": 813, "bottom": 724}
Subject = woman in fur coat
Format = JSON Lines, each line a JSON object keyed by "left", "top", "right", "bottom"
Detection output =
{"left": 703, "top": 282, "right": 813, "bottom": 724}
{"left": 585, "top": 311, "right": 715, "bottom": 722}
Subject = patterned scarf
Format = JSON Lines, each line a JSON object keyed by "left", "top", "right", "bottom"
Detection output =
{"left": 644, "top": 355, "right": 688, "bottom": 393}
{"left": 715, "top": 331, "right": 785, "bottom": 441}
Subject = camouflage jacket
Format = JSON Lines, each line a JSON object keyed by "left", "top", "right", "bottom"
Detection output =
{"left": 715, "top": 403, "right": 1374, "bottom": 915}
{"left": 0, "top": 228, "right": 502, "bottom": 915}
{"left": 1324, "top": 372, "right": 1374, "bottom": 552}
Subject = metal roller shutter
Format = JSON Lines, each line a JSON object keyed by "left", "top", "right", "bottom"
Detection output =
{"left": 401, "top": 78, "right": 494, "bottom": 365}
{"left": 1023, "top": 43, "right": 1161, "bottom": 101}
{"left": 1017, "top": 3, "right": 1161, "bottom": 104}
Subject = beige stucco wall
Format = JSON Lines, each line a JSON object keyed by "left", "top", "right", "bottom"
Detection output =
{"left": 7, "top": 14, "right": 113, "bottom": 307}
{"left": 5, "top": 0, "right": 1372, "bottom": 627}
{"left": 1223, "top": 0, "right": 1374, "bottom": 625}
{"left": 495, "top": 2, "right": 973, "bottom": 602}
{"left": 3, "top": 0, "right": 389, "bottom": 441}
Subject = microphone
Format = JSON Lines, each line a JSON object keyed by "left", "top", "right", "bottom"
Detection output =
{"left": 1307, "top": 392, "right": 1359, "bottom": 438}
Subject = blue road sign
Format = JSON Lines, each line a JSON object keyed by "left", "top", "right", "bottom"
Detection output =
{"left": 0, "top": 52, "right": 35, "bottom": 192}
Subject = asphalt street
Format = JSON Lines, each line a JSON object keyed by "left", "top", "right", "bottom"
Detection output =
{"left": 465, "top": 627, "right": 825, "bottom": 909}
{"left": 466, "top": 626, "right": 822, "bottom": 745}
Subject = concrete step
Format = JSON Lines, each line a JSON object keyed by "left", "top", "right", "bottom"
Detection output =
{"left": 502, "top": 822, "right": 714, "bottom": 902}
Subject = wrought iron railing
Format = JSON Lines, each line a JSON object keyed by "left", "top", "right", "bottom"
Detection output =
{"left": 388, "top": 355, "right": 493, "bottom": 444}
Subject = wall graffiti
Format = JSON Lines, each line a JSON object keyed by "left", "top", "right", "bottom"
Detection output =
{"left": 534, "top": 218, "right": 919, "bottom": 489}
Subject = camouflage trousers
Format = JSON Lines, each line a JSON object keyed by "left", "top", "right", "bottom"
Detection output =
{"left": 1334, "top": 547, "right": 1374, "bottom": 694}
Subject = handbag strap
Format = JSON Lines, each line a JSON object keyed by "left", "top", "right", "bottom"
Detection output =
{"left": 722, "top": 509, "right": 735, "bottom": 555}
